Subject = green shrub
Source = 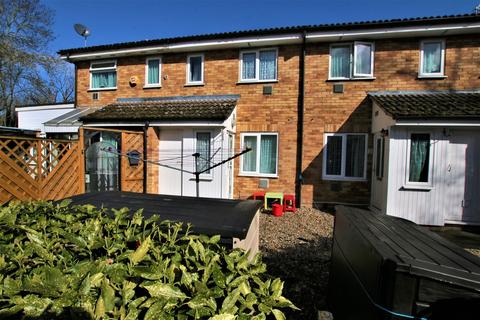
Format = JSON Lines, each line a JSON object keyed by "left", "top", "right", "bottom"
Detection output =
{"left": 0, "top": 200, "right": 297, "bottom": 319}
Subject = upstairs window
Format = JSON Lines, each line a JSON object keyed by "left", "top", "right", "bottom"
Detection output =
{"left": 90, "top": 60, "right": 117, "bottom": 90}
{"left": 323, "top": 133, "right": 368, "bottom": 181}
{"left": 187, "top": 54, "right": 204, "bottom": 85}
{"left": 240, "top": 49, "right": 277, "bottom": 82}
{"left": 419, "top": 40, "right": 445, "bottom": 77}
{"left": 329, "top": 42, "right": 374, "bottom": 79}
{"left": 145, "top": 57, "right": 161, "bottom": 87}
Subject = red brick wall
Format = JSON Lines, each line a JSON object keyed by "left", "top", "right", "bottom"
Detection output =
{"left": 302, "top": 35, "right": 480, "bottom": 206}
{"left": 75, "top": 35, "right": 480, "bottom": 206}
{"left": 76, "top": 46, "right": 301, "bottom": 201}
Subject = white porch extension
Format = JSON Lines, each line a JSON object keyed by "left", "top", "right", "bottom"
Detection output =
{"left": 81, "top": 94, "right": 238, "bottom": 200}
{"left": 369, "top": 90, "right": 480, "bottom": 226}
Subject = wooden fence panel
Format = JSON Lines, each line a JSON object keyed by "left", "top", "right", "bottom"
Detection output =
{"left": 121, "top": 132, "right": 144, "bottom": 193}
{"left": 0, "top": 136, "right": 82, "bottom": 205}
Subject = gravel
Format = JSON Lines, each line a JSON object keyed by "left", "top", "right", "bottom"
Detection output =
{"left": 259, "top": 207, "right": 334, "bottom": 320}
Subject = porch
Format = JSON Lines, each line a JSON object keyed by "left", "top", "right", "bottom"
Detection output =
{"left": 370, "top": 90, "right": 480, "bottom": 226}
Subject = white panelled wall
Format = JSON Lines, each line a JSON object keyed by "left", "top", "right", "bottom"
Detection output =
{"left": 372, "top": 125, "right": 480, "bottom": 226}
{"left": 158, "top": 127, "right": 234, "bottom": 199}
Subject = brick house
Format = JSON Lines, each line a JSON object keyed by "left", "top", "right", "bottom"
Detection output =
{"left": 59, "top": 13, "right": 480, "bottom": 224}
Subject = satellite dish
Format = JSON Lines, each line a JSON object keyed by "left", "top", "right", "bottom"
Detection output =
{"left": 73, "top": 23, "right": 91, "bottom": 47}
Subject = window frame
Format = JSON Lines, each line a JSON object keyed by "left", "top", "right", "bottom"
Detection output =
{"left": 239, "top": 132, "right": 279, "bottom": 177}
{"left": 353, "top": 41, "right": 375, "bottom": 78}
{"left": 322, "top": 133, "right": 368, "bottom": 181}
{"left": 144, "top": 57, "right": 162, "bottom": 88}
{"left": 89, "top": 60, "right": 117, "bottom": 90}
{"left": 194, "top": 130, "right": 213, "bottom": 179}
{"left": 238, "top": 48, "right": 278, "bottom": 83}
{"left": 374, "top": 135, "right": 385, "bottom": 180}
{"left": 404, "top": 131, "right": 434, "bottom": 189}
{"left": 328, "top": 42, "right": 375, "bottom": 80}
{"left": 186, "top": 53, "right": 204, "bottom": 85}
{"left": 419, "top": 39, "right": 446, "bottom": 78}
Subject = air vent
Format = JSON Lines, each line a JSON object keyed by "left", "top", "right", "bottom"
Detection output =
{"left": 263, "top": 85, "right": 273, "bottom": 95}
{"left": 92, "top": 92, "right": 99, "bottom": 100}
{"left": 333, "top": 83, "right": 344, "bottom": 94}
{"left": 259, "top": 179, "right": 269, "bottom": 189}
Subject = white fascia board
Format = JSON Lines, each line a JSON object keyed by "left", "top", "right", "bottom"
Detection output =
{"left": 61, "top": 34, "right": 302, "bottom": 61}
{"left": 83, "top": 121, "right": 225, "bottom": 127}
{"left": 395, "top": 120, "right": 480, "bottom": 127}
{"left": 307, "top": 22, "right": 480, "bottom": 42}
{"left": 15, "top": 104, "right": 74, "bottom": 112}
{"left": 44, "top": 125, "right": 80, "bottom": 133}
{"left": 61, "top": 22, "right": 480, "bottom": 61}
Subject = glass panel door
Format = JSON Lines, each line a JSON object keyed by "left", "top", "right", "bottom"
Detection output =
{"left": 84, "top": 131, "right": 121, "bottom": 192}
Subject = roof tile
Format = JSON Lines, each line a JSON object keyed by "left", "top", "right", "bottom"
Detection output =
{"left": 369, "top": 91, "right": 480, "bottom": 120}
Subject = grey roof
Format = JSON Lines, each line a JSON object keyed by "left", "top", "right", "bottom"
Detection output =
{"left": 81, "top": 95, "right": 238, "bottom": 123}
{"left": 44, "top": 107, "right": 99, "bottom": 126}
{"left": 58, "top": 13, "right": 480, "bottom": 56}
{"left": 368, "top": 90, "right": 480, "bottom": 120}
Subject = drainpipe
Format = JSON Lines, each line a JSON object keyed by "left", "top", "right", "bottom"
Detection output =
{"left": 143, "top": 121, "right": 149, "bottom": 193}
{"left": 295, "top": 31, "right": 307, "bottom": 208}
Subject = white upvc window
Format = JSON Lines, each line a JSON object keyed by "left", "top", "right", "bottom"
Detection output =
{"left": 90, "top": 60, "right": 117, "bottom": 90}
{"left": 374, "top": 136, "right": 385, "bottom": 179}
{"left": 240, "top": 132, "right": 278, "bottom": 177}
{"left": 239, "top": 48, "right": 278, "bottom": 82}
{"left": 329, "top": 42, "right": 375, "bottom": 80}
{"left": 195, "top": 131, "right": 212, "bottom": 177}
{"left": 322, "top": 133, "right": 368, "bottom": 181}
{"left": 145, "top": 57, "right": 161, "bottom": 87}
{"left": 419, "top": 39, "right": 446, "bottom": 78}
{"left": 405, "top": 132, "right": 434, "bottom": 189}
{"left": 186, "top": 54, "right": 204, "bottom": 85}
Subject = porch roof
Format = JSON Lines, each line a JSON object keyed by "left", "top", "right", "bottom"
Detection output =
{"left": 81, "top": 95, "right": 238, "bottom": 123}
{"left": 369, "top": 90, "right": 480, "bottom": 120}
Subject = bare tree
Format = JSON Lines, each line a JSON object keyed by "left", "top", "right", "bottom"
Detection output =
{"left": 22, "top": 58, "right": 75, "bottom": 105}
{"left": 0, "top": 0, "right": 54, "bottom": 126}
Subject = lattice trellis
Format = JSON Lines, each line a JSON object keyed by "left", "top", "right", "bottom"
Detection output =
{"left": 0, "top": 136, "right": 82, "bottom": 205}
{"left": 0, "top": 137, "right": 74, "bottom": 180}
{"left": 121, "top": 132, "right": 144, "bottom": 193}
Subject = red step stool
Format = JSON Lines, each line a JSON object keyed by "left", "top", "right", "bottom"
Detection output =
{"left": 252, "top": 191, "right": 266, "bottom": 202}
{"left": 283, "top": 194, "right": 296, "bottom": 212}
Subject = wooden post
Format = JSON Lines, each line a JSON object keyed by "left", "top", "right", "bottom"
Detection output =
{"left": 143, "top": 122, "right": 149, "bottom": 194}
{"left": 78, "top": 127, "right": 86, "bottom": 194}
{"left": 36, "top": 139, "right": 43, "bottom": 200}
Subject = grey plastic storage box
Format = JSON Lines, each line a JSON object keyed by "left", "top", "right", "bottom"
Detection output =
{"left": 328, "top": 206, "right": 480, "bottom": 320}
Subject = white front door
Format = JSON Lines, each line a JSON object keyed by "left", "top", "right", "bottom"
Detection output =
{"left": 158, "top": 129, "right": 183, "bottom": 196}
{"left": 446, "top": 131, "right": 480, "bottom": 223}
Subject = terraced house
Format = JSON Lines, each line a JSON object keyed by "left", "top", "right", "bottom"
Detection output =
{"left": 58, "top": 13, "right": 480, "bottom": 226}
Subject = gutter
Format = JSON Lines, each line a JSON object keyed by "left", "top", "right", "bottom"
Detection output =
{"left": 295, "top": 31, "right": 306, "bottom": 208}
{"left": 59, "top": 21, "right": 480, "bottom": 61}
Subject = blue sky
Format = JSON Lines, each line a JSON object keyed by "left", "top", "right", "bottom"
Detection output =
{"left": 44, "top": 0, "right": 478, "bottom": 54}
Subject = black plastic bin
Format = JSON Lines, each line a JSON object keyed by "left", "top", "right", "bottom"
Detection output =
{"left": 328, "top": 206, "right": 480, "bottom": 320}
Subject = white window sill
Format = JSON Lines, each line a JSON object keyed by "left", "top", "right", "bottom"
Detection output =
{"left": 401, "top": 184, "right": 433, "bottom": 191}
{"left": 238, "top": 173, "right": 278, "bottom": 179}
{"left": 417, "top": 75, "right": 447, "bottom": 79}
{"left": 237, "top": 79, "right": 278, "bottom": 84}
{"left": 88, "top": 87, "right": 117, "bottom": 92}
{"left": 143, "top": 84, "right": 161, "bottom": 89}
{"left": 327, "top": 77, "right": 376, "bottom": 81}
{"left": 322, "top": 176, "right": 367, "bottom": 182}
{"left": 184, "top": 83, "right": 205, "bottom": 87}
{"left": 189, "top": 176, "right": 213, "bottom": 181}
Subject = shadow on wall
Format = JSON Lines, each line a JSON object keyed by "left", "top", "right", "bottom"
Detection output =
{"left": 302, "top": 97, "right": 373, "bottom": 207}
